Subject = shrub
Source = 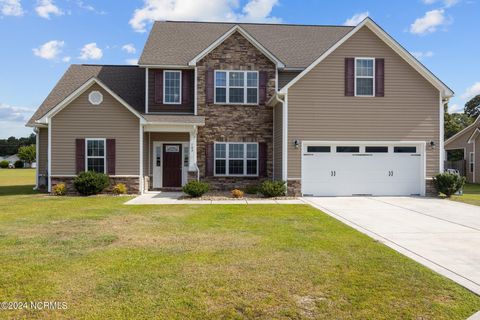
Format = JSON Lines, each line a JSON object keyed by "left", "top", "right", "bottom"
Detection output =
{"left": 112, "top": 183, "right": 127, "bottom": 195}
{"left": 52, "top": 183, "right": 66, "bottom": 196}
{"left": 0, "top": 160, "right": 9, "bottom": 168}
{"left": 231, "top": 189, "right": 244, "bottom": 198}
{"left": 73, "top": 171, "right": 110, "bottom": 196}
{"left": 243, "top": 184, "right": 259, "bottom": 195}
{"left": 259, "top": 180, "right": 286, "bottom": 198}
{"left": 433, "top": 172, "right": 465, "bottom": 198}
{"left": 14, "top": 160, "right": 24, "bottom": 168}
{"left": 182, "top": 180, "right": 209, "bottom": 197}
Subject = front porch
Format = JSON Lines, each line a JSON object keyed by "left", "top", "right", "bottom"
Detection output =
{"left": 142, "top": 115, "right": 204, "bottom": 192}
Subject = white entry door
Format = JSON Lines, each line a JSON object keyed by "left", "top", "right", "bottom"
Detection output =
{"left": 302, "top": 143, "right": 424, "bottom": 196}
{"left": 152, "top": 142, "right": 162, "bottom": 188}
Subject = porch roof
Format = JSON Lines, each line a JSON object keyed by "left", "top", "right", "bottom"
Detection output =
{"left": 142, "top": 114, "right": 205, "bottom": 126}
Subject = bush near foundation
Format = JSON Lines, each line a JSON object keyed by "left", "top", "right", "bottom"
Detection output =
{"left": 73, "top": 171, "right": 110, "bottom": 196}
{"left": 259, "top": 180, "right": 286, "bottom": 197}
{"left": 433, "top": 172, "right": 465, "bottom": 197}
{"left": 182, "top": 181, "right": 209, "bottom": 197}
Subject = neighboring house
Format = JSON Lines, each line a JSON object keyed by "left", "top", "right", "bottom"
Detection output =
{"left": 26, "top": 18, "right": 453, "bottom": 196}
{"left": 0, "top": 154, "right": 20, "bottom": 164}
{"left": 445, "top": 117, "right": 480, "bottom": 183}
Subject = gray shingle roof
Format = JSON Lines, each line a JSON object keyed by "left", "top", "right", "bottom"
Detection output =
{"left": 27, "top": 65, "right": 145, "bottom": 126}
{"left": 139, "top": 21, "right": 353, "bottom": 68}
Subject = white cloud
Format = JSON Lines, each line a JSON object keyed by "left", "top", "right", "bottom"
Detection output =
{"left": 448, "top": 103, "right": 462, "bottom": 113}
{"left": 129, "top": 0, "right": 280, "bottom": 33}
{"left": 122, "top": 43, "right": 136, "bottom": 54}
{"left": 35, "top": 0, "right": 63, "bottom": 19}
{"left": 411, "top": 50, "right": 434, "bottom": 60}
{"left": 33, "top": 40, "right": 64, "bottom": 60}
{"left": 343, "top": 11, "right": 369, "bottom": 26}
{"left": 76, "top": 1, "right": 106, "bottom": 14}
{"left": 461, "top": 82, "right": 480, "bottom": 100}
{"left": 62, "top": 56, "right": 71, "bottom": 62}
{"left": 79, "top": 42, "right": 103, "bottom": 60}
{"left": 410, "top": 9, "right": 447, "bottom": 34}
{"left": 0, "top": 103, "right": 33, "bottom": 122}
{"left": 125, "top": 58, "right": 139, "bottom": 65}
{"left": 422, "top": 0, "right": 460, "bottom": 7}
{"left": 0, "top": 0, "right": 24, "bottom": 16}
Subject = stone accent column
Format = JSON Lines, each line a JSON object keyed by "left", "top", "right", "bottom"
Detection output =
{"left": 287, "top": 180, "right": 302, "bottom": 197}
{"left": 425, "top": 178, "right": 438, "bottom": 197}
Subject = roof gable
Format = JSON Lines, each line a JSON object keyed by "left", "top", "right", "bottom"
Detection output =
{"left": 468, "top": 128, "right": 480, "bottom": 144}
{"left": 188, "top": 25, "right": 284, "bottom": 68}
{"left": 445, "top": 116, "right": 480, "bottom": 146}
{"left": 27, "top": 65, "right": 145, "bottom": 126}
{"left": 280, "top": 18, "right": 453, "bottom": 98}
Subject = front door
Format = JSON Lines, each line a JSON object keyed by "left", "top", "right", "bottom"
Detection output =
{"left": 162, "top": 144, "right": 182, "bottom": 187}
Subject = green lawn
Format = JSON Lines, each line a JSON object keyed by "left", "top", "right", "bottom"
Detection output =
{"left": 0, "top": 170, "right": 479, "bottom": 319}
{"left": 451, "top": 183, "right": 480, "bottom": 206}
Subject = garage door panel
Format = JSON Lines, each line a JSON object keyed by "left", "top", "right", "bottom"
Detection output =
{"left": 302, "top": 143, "right": 423, "bottom": 196}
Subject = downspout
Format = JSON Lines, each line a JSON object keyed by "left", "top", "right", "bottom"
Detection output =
{"left": 273, "top": 93, "right": 287, "bottom": 183}
{"left": 34, "top": 127, "right": 39, "bottom": 190}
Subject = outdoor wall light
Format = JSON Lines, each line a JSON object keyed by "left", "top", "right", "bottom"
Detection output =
{"left": 293, "top": 139, "right": 300, "bottom": 149}
{"left": 429, "top": 140, "right": 436, "bottom": 149}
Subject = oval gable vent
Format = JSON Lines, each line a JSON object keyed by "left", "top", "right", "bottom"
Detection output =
{"left": 88, "top": 91, "right": 103, "bottom": 105}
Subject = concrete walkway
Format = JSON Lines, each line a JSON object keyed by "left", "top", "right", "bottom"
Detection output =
{"left": 303, "top": 196, "right": 480, "bottom": 296}
{"left": 125, "top": 191, "right": 304, "bottom": 205}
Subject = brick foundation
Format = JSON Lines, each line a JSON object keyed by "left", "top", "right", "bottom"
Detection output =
{"left": 425, "top": 178, "right": 438, "bottom": 197}
{"left": 187, "top": 170, "right": 198, "bottom": 183}
{"left": 287, "top": 179, "right": 302, "bottom": 197}
{"left": 50, "top": 176, "right": 140, "bottom": 194}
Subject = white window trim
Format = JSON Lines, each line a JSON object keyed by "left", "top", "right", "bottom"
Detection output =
{"left": 214, "top": 70, "right": 259, "bottom": 105}
{"left": 85, "top": 138, "right": 106, "bottom": 174}
{"left": 214, "top": 142, "right": 259, "bottom": 177}
{"left": 163, "top": 70, "right": 182, "bottom": 105}
{"left": 469, "top": 152, "right": 475, "bottom": 173}
{"left": 354, "top": 57, "right": 375, "bottom": 97}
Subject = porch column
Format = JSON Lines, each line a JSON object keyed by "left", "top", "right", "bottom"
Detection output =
{"left": 189, "top": 126, "right": 198, "bottom": 172}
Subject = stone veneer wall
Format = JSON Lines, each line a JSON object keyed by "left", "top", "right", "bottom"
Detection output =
{"left": 287, "top": 180, "right": 302, "bottom": 197}
{"left": 425, "top": 179, "right": 437, "bottom": 197}
{"left": 196, "top": 31, "right": 276, "bottom": 190}
{"left": 51, "top": 176, "right": 140, "bottom": 194}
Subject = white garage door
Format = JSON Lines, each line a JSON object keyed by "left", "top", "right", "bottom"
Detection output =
{"left": 302, "top": 143, "right": 424, "bottom": 196}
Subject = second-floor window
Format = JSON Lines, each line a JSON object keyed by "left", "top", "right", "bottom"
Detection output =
{"left": 355, "top": 58, "right": 374, "bottom": 97}
{"left": 215, "top": 70, "right": 258, "bottom": 104}
{"left": 163, "top": 70, "right": 181, "bottom": 104}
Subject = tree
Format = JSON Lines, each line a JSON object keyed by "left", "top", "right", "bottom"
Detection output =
{"left": 0, "top": 133, "right": 36, "bottom": 156}
{"left": 444, "top": 112, "right": 474, "bottom": 139}
{"left": 465, "top": 95, "right": 480, "bottom": 118}
{"left": 17, "top": 144, "right": 36, "bottom": 165}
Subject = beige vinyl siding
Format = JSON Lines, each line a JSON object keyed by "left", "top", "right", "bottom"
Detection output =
{"left": 278, "top": 71, "right": 301, "bottom": 90}
{"left": 38, "top": 128, "right": 48, "bottom": 175}
{"left": 273, "top": 103, "right": 283, "bottom": 180}
{"left": 445, "top": 127, "right": 476, "bottom": 182}
{"left": 287, "top": 27, "right": 440, "bottom": 178}
{"left": 51, "top": 83, "right": 140, "bottom": 175}
{"left": 475, "top": 138, "right": 480, "bottom": 183}
{"left": 146, "top": 132, "right": 189, "bottom": 176}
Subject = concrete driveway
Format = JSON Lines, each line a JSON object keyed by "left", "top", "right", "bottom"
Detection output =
{"left": 302, "top": 196, "right": 480, "bottom": 295}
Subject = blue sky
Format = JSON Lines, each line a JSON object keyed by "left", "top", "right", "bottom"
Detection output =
{"left": 1, "top": 0, "right": 479, "bottom": 138}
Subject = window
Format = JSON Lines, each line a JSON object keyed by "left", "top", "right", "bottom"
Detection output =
{"left": 365, "top": 146, "right": 388, "bottom": 153}
{"left": 394, "top": 146, "right": 417, "bottom": 153}
{"left": 307, "top": 146, "right": 331, "bottom": 153}
{"left": 88, "top": 91, "right": 103, "bottom": 105}
{"left": 163, "top": 70, "right": 181, "bottom": 104}
{"left": 86, "top": 139, "right": 105, "bottom": 173}
{"left": 214, "top": 70, "right": 258, "bottom": 104}
{"left": 470, "top": 152, "right": 475, "bottom": 173}
{"left": 214, "top": 142, "right": 258, "bottom": 176}
{"left": 336, "top": 146, "right": 360, "bottom": 153}
{"left": 355, "top": 58, "right": 374, "bottom": 96}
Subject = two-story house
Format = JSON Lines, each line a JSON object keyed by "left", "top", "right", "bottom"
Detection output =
{"left": 27, "top": 18, "right": 453, "bottom": 196}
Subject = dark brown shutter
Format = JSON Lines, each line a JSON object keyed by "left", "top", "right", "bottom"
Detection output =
{"left": 259, "top": 71, "right": 267, "bottom": 105}
{"left": 259, "top": 142, "right": 267, "bottom": 177}
{"left": 345, "top": 58, "right": 355, "bottom": 96}
{"left": 154, "top": 71, "right": 163, "bottom": 103}
{"left": 205, "top": 143, "right": 214, "bottom": 176}
{"left": 75, "top": 138, "right": 85, "bottom": 174}
{"left": 182, "top": 70, "right": 191, "bottom": 105}
{"left": 205, "top": 68, "right": 214, "bottom": 104}
{"left": 106, "top": 139, "right": 116, "bottom": 175}
{"left": 375, "top": 58, "right": 385, "bottom": 97}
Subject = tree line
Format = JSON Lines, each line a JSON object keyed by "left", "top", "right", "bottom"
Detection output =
{"left": 0, "top": 133, "right": 36, "bottom": 156}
